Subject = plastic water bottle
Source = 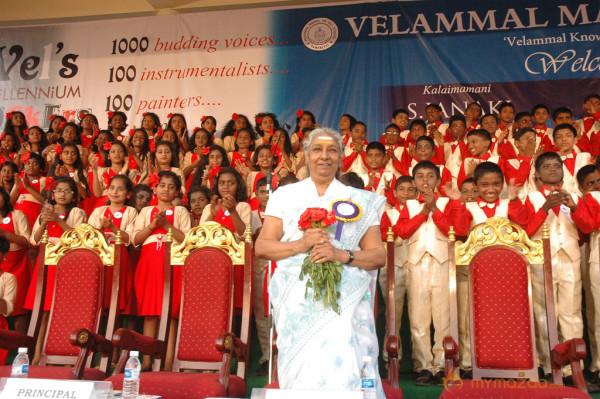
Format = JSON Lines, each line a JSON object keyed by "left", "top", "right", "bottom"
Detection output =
{"left": 122, "top": 351, "right": 141, "bottom": 399}
{"left": 360, "top": 355, "right": 376, "bottom": 399}
{"left": 11, "top": 347, "right": 29, "bottom": 378}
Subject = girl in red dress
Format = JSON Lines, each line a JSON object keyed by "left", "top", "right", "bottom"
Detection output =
{"left": 182, "top": 128, "right": 212, "bottom": 180}
{"left": 189, "top": 145, "right": 230, "bottom": 192}
{"left": 200, "top": 115, "right": 217, "bottom": 138}
{"left": 228, "top": 128, "right": 255, "bottom": 170}
{"left": 90, "top": 141, "right": 138, "bottom": 209}
{"left": 166, "top": 113, "right": 189, "bottom": 153}
{"left": 25, "top": 177, "right": 87, "bottom": 364}
{"left": 187, "top": 185, "right": 211, "bottom": 226}
{"left": 3, "top": 111, "right": 27, "bottom": 143}
{"left": 107, "top": 111, "right": 128, "bottom": 143}
{"left": 0, "top": 162, "right": 19, "bottom": 204}
{"left": 200, "top": 167, "right": 251, "bottom": 310}
{"left": 0, "top": 187, "right": 32, "bottom": 335}
{"left": 14, "top": 126, "right": 49, "bottom": 171}
{"left": 145, "top": 141, "right": 185, "bottom": 196}
{"left": 81, "top": 130, "right": 114, "bottom": 213}
{"left": 79, "top": 113, "right": 99, "bottom": 148}
{"left": 221, "top": 113, "right": 252, "bottom": 152}
{"left": 46, "top": 115, "right": 66, "bottom": 145}
{"left": 132, "top": 170, "right": 191, "bottom": 370}
{"left": 47, "top": 143, "right": 90, "bottom": 205}
{"left": 88, "top": 175, "right": 137, "bottom": 326}
{"left": 127, "top": 128, "right": 151, "bottom": 175}
{"left": 14, "top": 153, "right": 47, "bottom": 229}
{"left": 0, "top": 235, "right": 17, "bottom": 365}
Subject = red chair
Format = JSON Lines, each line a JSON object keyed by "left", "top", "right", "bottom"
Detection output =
{"left": 264, "top": 228, "right": 402, "bottom": 398}
{"left": 442, "top": 217, "right": 590, "bottom": 398}
{"left": 106, "top": 221, "right": 253, "bottom": 399}
{"left": 0, "top": 223, "right": 122, "bottom": 379}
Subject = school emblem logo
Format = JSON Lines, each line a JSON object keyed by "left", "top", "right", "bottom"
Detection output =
{"left": 302, "top": 18, "right": 338, "bottom": 51}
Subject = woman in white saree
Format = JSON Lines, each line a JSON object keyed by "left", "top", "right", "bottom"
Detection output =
{"left": 256, "top": 128, "right": 387, "bottom": 397}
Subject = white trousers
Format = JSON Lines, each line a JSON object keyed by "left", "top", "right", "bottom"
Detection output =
{"left": 407, "top": 255, "right": 450, "bottom": 373}
{"left": 253, "top": 257, "right": 270, "bottom": 364}
{"left": 456, "top": 270, "right": 471, "bottom": 370}
{"left": 532, "top": 250, "right": 583, "bottom": 375}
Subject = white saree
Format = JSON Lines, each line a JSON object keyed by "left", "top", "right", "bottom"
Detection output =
{"left": 265, "top": 178, "right": 386, "bottom": 397}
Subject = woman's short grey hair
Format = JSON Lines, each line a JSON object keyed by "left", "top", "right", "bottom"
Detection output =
{"left": 303, "top": 128, "right": 345, "bottom": 154}
{"left": 303, "top": 128, "right": 345, "bottom": 177}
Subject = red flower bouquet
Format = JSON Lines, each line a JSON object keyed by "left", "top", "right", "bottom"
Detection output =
{"left": 297, "top": 207, "right": 341, "bottom": 313}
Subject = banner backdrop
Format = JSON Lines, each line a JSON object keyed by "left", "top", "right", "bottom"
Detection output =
{"left": 0, "top": 0, "right": 599, "bottom": 141}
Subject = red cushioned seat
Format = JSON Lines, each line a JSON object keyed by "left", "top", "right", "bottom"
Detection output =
{"left": 0, "top": 365, "right": 106, "bottom": 381}
{"left": 106, "top": 371, "right": 246, "bottom": 399}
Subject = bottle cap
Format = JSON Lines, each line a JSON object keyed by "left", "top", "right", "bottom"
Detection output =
{"left": 362, "top": 355, "right": 371, "bottom": 363}
{"left": 18, "top": 347, "right": 27, "bottom": 354}
{"left": 130, "top": 351, "right": 139, "bottom": 357}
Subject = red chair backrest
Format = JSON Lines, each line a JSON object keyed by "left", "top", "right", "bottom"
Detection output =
{"left": 176, "top": 247, "right": 234, "bottom": 363}
{"left": 45, "top": 249, "right": 104, "bottom": 357}
{"left": 470, "top": 245, "right": 535, "bottom": 370}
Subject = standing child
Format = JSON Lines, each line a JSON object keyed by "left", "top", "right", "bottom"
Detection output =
{"left": 90, "top": 141, "right": 138, "bottom": 208}
{"left": 250, "top": 177, "right": 271, "bottom": 375}
{"left": 14, "top": 153, "right": 47, "bottom": 229}
{"left": 147, "top": 141, "right": 185, "bottom": 194}
{"left": 553, "top": 123, "right": 592, "bottom": 194}
{"left": 379, "top": 176, "right": 416, "bottom": 366}
{"left": 495, "top": 102, "right": 516, "bottom": 159}
{"left": 464, "top": 102, "right": 482, "bottom": 132}
{"left": 338, "top": 114, "right": 357, "bottom": 145}
{"left": 575, "top": 94, "right": 600, "bottom": 156}
{"left": 341, "top": 121, "right": 368, "bottom": 175}
{"left": 459, "top": 178, "right": 477, "bottom": 204}
{"left": 182, "top": 128, "right": 213, "bottom": 179}
{"left": 532, "top": 104, "right": 554, "bottom": 151}
{"left": 221, "top": 113, "right": 252, "bottom": 152}
{"left": 424, "top": 104, "right": 448, "bottom": 140}
{"left": 88, "top": 175, "right": 137, "bottom": 316}
{"left": 440, "top": 115, "right": 470, "bottom": 184}
{"left": 0, "top": 187, "right": 31, "bottom": 335}
{"left": 166, "top": 113, "right": 189, "bottom": 153}
{"left": 190, "top": 145, "right": 230, "bottom": 191}
{"left": 455, "top": 162, "right": 510, "bottom": 375}
{"left": 46, "top": 115, "right": 66, "bottom": 145}
{"left": 187, "top": 185, "right": 212, "bottom": 226}
{"left": 504, "top": 127, "right": 544, "bottom": 200}
{"left": 228, "top": 128, "right": 255, "bottom": 172}
{"left": 291, "top": 110, "right": 316, "bottom": 152}
{"left": 0, "top": 235, "right": 16, "bottom": 365}
{"left": 24, "top": 177, "right": 87, "bottom": 363}
{"left": 393, "top": 161, "right": 462, "bottom": 386}
{"left": 508, "top": 152, "right": 592, "bottom": 379}
{"left": 200, "top": 115, "right": 217, "bottom": 138}
{"left": 48, "top": 143, "right": 90, "bottom": 204}
{"left": 362, "top": 142, "right": 397, "bottom": 207}
{"left": 390, "top": 109, "right": 410, "bottom": 145}
{"left": 79, "top": 113, "right": 99, "bottom": 148}
{"left": 245, "top": 145, "right": 280, "bottom": 200}
{"left": 380, "top": 123, "right": 409, "bottom": 176}
{"left": 457, "top": 129, "right": 506, "bottom": 189}
{"left": 107, "top": 111, "right": 128, "bottom": 143}
{"left": 132, "top": 170, "right": 191, "bottom": 370}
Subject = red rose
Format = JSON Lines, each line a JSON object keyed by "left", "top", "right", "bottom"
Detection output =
{"left": 297, "top": 131, "right": 304, "bottom": 140}
{"left": 59, "top": 121, "right": 66, "bottom": 129}
{"left": 167, "top": 113, "right": 173, "bottom": 118}
{"left": 22, "top": 129, "right": 29, "bottom": 135}
{"left": 234, "top": 131, "right": 238, "bottom": 139}
{"left": 149, "top": 141, "right": 156, "bottom": 152}
{"left": 296, "top": 109, "right": 304, "bottom": 118}
{"left": 148, "top": 172, "right": 159, "bottom": 188}
{"left": 45, "top": 176, "right": 56, "bottom": 191}
{"left": 201, "top": 116, "right": 207, "bottom": 122}
{"left": 299, "top": 209, "right": 312, "bottom": 223}
{"left": 309, "top": 208, "right": 328, "bottom": 223}
{"left": 182, "top": 194, "right": 189, "bottom": 206}
{"left": 55, "top": 144, "right": 63, "bottom": 155}
{"left": 49, "top": 114, "right": 56, "bottom": 121}
{"left": 256, "top": 116, "right": 263, "bottom": 125}
{"left": 129, "top": 128, "right": 135, "bottom": 135}
{"left": 0, "top": 132, "right": 5, "bottom": 141}
{"left": 103, "top": 141, "right": 112, "bottom": 151}
{"left": 299, "top": 220, "right": 312, "bottom": 230}
{"left": 142, "top": 112, "right": 148, "bottom": 117}
{"left": 94, "top": 129, "right": 99, "bottom": 137}
{"left": 6, "top": 112, "right": 12, "bottom": 119}
{"left": 269, "top": 129, "right": 274, "bottom": 136}
{"left": 322, "top": 210, "right": 337, "bottom": 227}
{"left": 79, "top": 111, "right": 86, "bottom": 119}
{"left": 193, "top": 127, "right": 200, "bottom": 132}
{"left": 232, "top": 113, "right": 239, "bottom": 121}
{"left": 270, "top": 145, "right": 281, "bottom": 157}
{"left": 107, "top": 111, "right": 114, "bottom": 118}
{"left": 201, "top": 147, "right": 210, "bottom": 155}
{"left": 157, "top": 128, "right": 164, "bottom": 137}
